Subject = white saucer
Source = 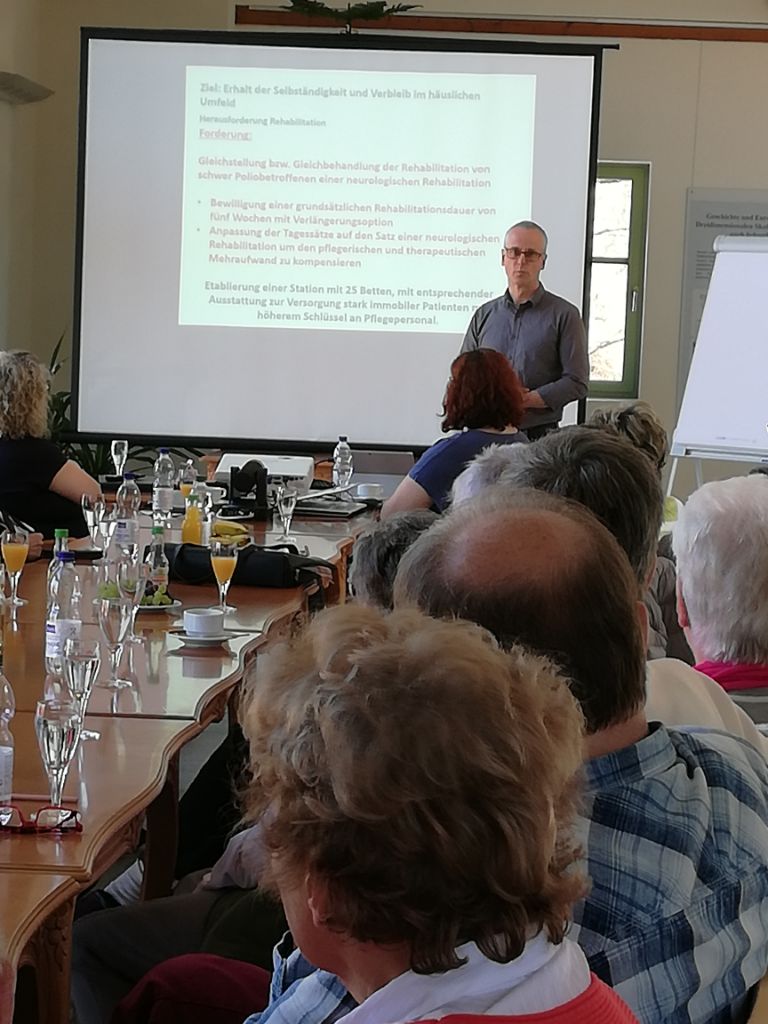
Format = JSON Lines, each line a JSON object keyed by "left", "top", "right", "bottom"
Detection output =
{"left": 169, "top": 629, "right": 230, "bottom": 647}
{"left": 215, "top": 511, "right": 253, "bottom": 522}
{"left": 137, "top": 599, "right": 183, "bottom": 614}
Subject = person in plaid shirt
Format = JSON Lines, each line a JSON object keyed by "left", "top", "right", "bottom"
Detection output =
{"left": 394, "top": 486, "right": 768, "bottom": 1024}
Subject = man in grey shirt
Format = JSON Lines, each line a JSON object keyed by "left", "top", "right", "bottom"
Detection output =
{"left": 462, "top": 221, "right": 589, "bottom": 437}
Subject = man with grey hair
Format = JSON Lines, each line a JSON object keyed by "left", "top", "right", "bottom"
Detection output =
{"left": 393, "top": 486, "right": 768, "bottom": 1024}
{"left": 461, "top": 220, "right": 588, "bottom": 439}
{"left": 348, "top": 509, "right": 437, "bottom": 610}
{"left": 451, "top": 427, "right": 768, "bottom": 750}
{"left": 673, "top": 475, "right": 768, "bottom": 711}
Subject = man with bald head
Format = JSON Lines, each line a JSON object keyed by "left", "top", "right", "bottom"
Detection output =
{"left": 462, "top": 221, "right": 588, "bottom": 439}
{"left": 394, "top": 487, "right": 768, "bottom": 1024}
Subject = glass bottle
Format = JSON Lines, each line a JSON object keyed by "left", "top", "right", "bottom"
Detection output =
{"left": 181, "top": 493, "right": 202, "bottom": 545}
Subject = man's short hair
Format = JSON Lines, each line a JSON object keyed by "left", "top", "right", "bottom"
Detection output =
{"left": 673, "top": 476, "right": 768, "bottom": 663}
{"left": 394, "top": 487, "right": 647, "bottom": 734}
{"left": 505, "top": 221, "right": 548, "bottom": 252}
{"left": 243, "top": 603, "right": 585, "bottom": 973}
{"left": 451, "top": 442, "right": 529, "bottom": 506}
{"left": 494, "top": 426, "right": 663, "bottom": 585}
{"left": 349, "top": 510, "right": 438, "bottom": 610}
{"left": 588, "top": 402, "right": 669, "bottom": 473}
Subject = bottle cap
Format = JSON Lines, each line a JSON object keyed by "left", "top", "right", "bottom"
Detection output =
{"left": 123, "top": 472, "right": 136, "bottom": 480}
{"left": 53, "top": 528, "right": 68, "bottom": 539}
{"left": 160, "top": 447, "right": 169, "bottom": 453}
{"left": 339, "top": 435, "right": 348, "bottom": 442}
{"left": 57, "top": 552, "right": 76, "bottom": 563}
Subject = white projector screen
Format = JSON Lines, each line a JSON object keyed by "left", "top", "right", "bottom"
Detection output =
{"left": 73, "top": 30, "right": 602, "bottom": 449}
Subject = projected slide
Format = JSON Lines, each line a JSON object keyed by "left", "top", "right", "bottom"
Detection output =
{"left": 75, "top": 33, "right": 598, "bottom": 446}
{"left": 179, "top": 67, "right": 534, "bottom": 332}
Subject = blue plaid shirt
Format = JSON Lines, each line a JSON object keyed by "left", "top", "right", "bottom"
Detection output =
{"left": 244, "top": 725, "right": 768, "bottom": 1024}
{"left": 243, "top": 934, "right": 357, "bottom": 1024}
{"left": 572, "top": 723, "right": 768, "bottom": 1024}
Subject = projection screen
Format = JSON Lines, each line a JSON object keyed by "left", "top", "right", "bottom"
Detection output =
{"left": 73, "top": 29, "right": 603, "bottom": 449}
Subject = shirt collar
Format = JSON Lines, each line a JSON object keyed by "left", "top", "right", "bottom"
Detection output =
{"left": 504, "top": 284, "right": 545, "bottom": 311}
{"left": 695, "top": 660, "right": 768, "bottom": 689}
{"left": 583, "top": 722, "right": 676, "bottom": 792}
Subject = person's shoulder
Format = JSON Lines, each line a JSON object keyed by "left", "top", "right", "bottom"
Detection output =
{"left": 538, "top": 287, "right": 582, "bottom": 317}
{"left": 471, "top": 293, "right": 507, "bottom": 317}
{"left": 1, "top": 436, "right": 63, "bottom": 456}
{"left": 646, "top": 658, "right": 768, "bottom": 756}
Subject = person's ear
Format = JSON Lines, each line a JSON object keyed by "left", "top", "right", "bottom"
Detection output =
{"left": 676, "top": 578, "right": 690, "bottom": 629}
{"left": 500, "top": 249, "right": 506, "bottom": 268}
{"left": 635, "top": 599, "right": 649, "bottom": 651}
{"left": 307, "top": 874, "right": 331, "bottom": 928}
{"left": 542, "top": 253, "right": 548, "bottom": 268}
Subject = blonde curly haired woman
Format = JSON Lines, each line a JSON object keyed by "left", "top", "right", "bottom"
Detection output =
{"left": 0, "top": 351, "right": 100, "bottom": 538}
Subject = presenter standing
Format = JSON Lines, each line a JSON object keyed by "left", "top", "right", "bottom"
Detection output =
{"left": 462, "top": 221, "right": 589, "bottom": 439}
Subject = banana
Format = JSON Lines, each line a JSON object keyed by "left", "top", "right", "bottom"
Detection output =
{"left": 212, "top": 519, "right": 249, "bottom": 537}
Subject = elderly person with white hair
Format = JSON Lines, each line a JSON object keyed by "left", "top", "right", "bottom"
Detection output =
{"left": 673, "top": 475, "right": 768, "bottom": 709}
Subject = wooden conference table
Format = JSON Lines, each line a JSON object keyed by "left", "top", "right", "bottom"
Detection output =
{"left": 0, "top": 515, "right": 360, "bottom": 1024}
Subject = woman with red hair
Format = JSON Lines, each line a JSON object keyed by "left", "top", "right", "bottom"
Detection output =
{"left": 381, "top": 349, "right": 527, "bottom": 517}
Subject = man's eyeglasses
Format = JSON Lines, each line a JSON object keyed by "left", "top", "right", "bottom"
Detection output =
{"left": 0, "top": 805, "right": 82, "bottom": 834}
{"left": 503, "top": 247, "right": 544, "bottom": 262}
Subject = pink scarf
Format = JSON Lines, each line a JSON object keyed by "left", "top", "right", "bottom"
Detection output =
{"left": 695, "top": 660, "right": 768, "bottom": 692}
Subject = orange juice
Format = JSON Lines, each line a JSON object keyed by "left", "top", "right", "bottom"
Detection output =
{"left": 181, "top": 505, "right": 202, "bottom": 545}
{"left": 211, "top": 555, "right": 237, "bottom": 586}
{"left": 179, "top": 482, "right": 193, "bottom": 498}
{"left": 2, "top": 542, "right": 28, "bottom": 573}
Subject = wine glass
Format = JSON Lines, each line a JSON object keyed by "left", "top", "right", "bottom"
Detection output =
{"left": 276, "top": 486, "right": 298, "bottom": 541}
{"left": 210, "top": 540, "right": 238, "bottom": 612}
{"left": 118, "top": 560, "right": 150, "bottom": 643}
{"left": 177, "top": 459, "right": 198, "bottom": 499}
{"left": 111, "top": 439, "right": 129, "bottom": 477}
{"left": 96, "top": 503, "right": 117, "bottom": 555}
{"left": 81, "top": 494, "right": 105, "bottom": 549}
{"left": 63, "top": 638, "right": 101, "bottom": 741}
{"left": 97, "top": 598, "right": 132, "bottom": 689}
{"left": 34, "top": 699, "right": 82, "bottom": 808}
{"left": 1, "top": 529, "right": 29, "bottom": 607}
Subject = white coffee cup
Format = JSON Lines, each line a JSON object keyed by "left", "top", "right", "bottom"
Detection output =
{"left": 184, "top": 607, "right": 224, "bottom": 637}
{"left": 356, "top": 483, "right": 384, "bottom": 500}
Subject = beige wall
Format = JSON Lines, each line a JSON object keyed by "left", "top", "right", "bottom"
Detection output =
{"left": 0, "top": 0, "right": 42, "bottom": 347}
{"left": 4, "top": 1, "right": 768, "bottom": 489}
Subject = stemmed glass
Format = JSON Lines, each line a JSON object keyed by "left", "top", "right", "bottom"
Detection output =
{"left": 62, "top": 637, "right": 101, "bottom": 741}
{"left": 34, "top": 699, "right": 82, "bottom": 808}
{"left": 97, "top": 598, "right": 132, "bottom": 689}
{"left": 96, "top": 503, "right": 117, "bottom": 555}
{"left": 1, "top": 529, "right": 29, "bottom": 607}
{"left": 118, "top": 560, "right": 150, "bottom": 643}
{"left": 111, "top": 439, "right": 129, "bottom": 477}
{"left": 81, "top": 495, "right": 105, "bottom": 549}
{"left": 210, "top": 540, "right": 238, "bottom": 612}
{"left": 177, "top": 459, "right": 198, "bottom": 498}
{"left": 276, "top": 486, "right": 298, "bottom": 542}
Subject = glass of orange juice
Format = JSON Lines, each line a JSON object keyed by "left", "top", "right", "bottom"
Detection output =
{"left": 178, "top": 459, "right": 198, "bottom": 499}
{"left": 1, "top": 529, "right": 30, "bottom": 607}
{"left": 210, "top": 539, "right": 238, "bottom": 612}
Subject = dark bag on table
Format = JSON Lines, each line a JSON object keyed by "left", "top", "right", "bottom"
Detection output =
{"left": 160, "top": 543, "right": 333, "bottom": 590}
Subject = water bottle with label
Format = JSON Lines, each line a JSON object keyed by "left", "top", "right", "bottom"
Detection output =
{"left": 332, "top": 435, "right": 354, "bottom": 489}
{"left": 0, "top": 674, "right": 14, "bottom": 804}
{"left": 47, "top": 528, "right": 69, "bottom": 590}
{"left": 115, "top": 473, "right": 141, "bottom": 555}
{"left": 143, "top": 524, "right": 172, "bottom": 607}
{"left": 152, "top": 449, "right": 175, "bottom": 527}
{"left": 45, "top": 553, "right": 82, "bottom": 679}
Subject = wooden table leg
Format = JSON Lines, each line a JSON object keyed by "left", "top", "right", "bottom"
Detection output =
{"left": 13, "top": 896, "right": 75, "bottom": 1024}
{"left": 142, "top": 753, "right": 180, "bottom": 900}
